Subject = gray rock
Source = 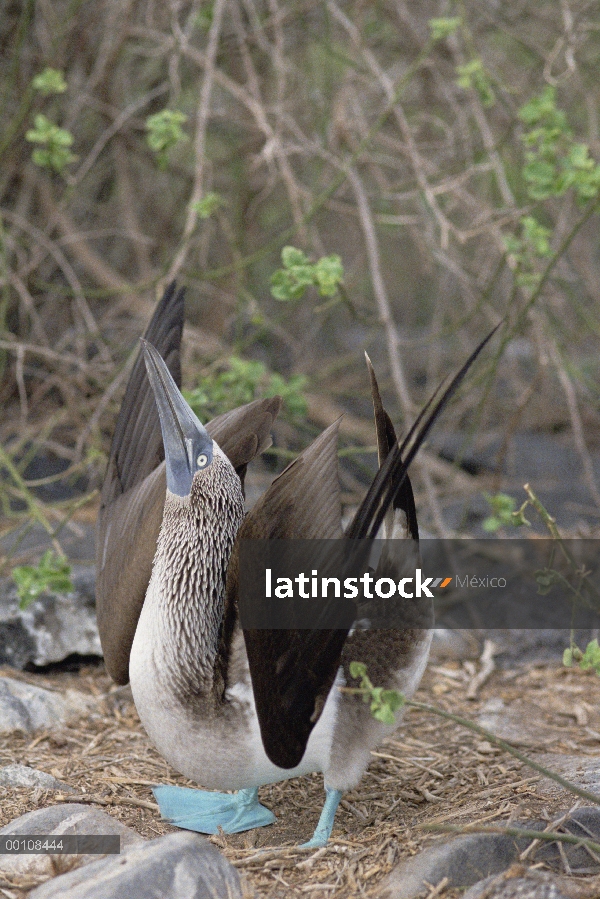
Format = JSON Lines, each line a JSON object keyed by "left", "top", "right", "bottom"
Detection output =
{"left": 379, "top": 833, "right": 526, "bottom": 898}
{"left": 382, "top": 806, "right": 600, "bottom": 899}
{"left": 529, "top": 806, "right": 600, "bottom": 874}
{"left": 0, "top": 676, "right": 95, "bottom": 733}
{"left": 476, "top": 698, "right": 565, "bottom": 748}
{"left": 0, "top": 566, "right": 101, "bottom": 669}
{"left": 535, "top": 755, "right": 600, "bottom": 799}
{"left": 28, "top": 831, "right": 242, "bottom": 899}
{"left": 463, "top": 867, "right": 600, "bottom": 899}
{"left": 430, "top": 628, "right": 481, "bottom": 660}
{"left": 485, "top": 631, "right": 576, "bottom": 668}
{"left": 0, "top": 763, "right": 74, "bottom": 792}
{"left": 0, "top": 803, "right": 144, "bottom": 880}
{"left": 432, "top": 431, "right": 600, "bottom": 532}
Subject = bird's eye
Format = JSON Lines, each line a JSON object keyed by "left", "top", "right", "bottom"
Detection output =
{"left": 196, "top": 453, "right": 208, "bottom": 468}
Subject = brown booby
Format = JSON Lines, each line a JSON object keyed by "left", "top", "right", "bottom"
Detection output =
{"left": 96, "top": 282, "right": 496, "bottom": 846}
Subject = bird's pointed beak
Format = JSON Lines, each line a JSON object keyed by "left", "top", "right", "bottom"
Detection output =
{"left": 141, "top": 339, "right": 213, "bottom": 497}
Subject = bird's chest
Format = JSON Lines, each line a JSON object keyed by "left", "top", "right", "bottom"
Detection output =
{"left": 129, "top": 557, "right": 219, "bottom": 721}
{"left": 129, "top": 578, "right": 237, "bottom": 785}
{"left": 130, "top": 608, "right": 342, "bottom": 790}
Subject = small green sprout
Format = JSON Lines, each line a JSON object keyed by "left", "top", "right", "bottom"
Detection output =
{"left": 25, "top": 114, "right": 76, "bottom": 173}
{"left": 145, "top": 109, "right": 188, "bottom": 169}
{"left": 193, "top": 192, "right": 225, "bottom": 219}
{"left": 12, "top": 550, "right": 73, "bottom": 610}
{"left": 429, "top": 17, "right": 461, "bottom": 41}
{"left": 349, "top": 661, "right": 405, "bottom": 725}
{"left": 564, "top": 639, "right": 600, "bottom": 675}
{"left": 482, "top": 492, "right": 518, "bottom": 532}
{"left": 32, "top": 68, "right": 67, "bottom": 96}
{"left": 270, "top": 247, "right": 343, "bottom": 301}
{"left": 183, "top": 356, "right": 308, "bottom": 424}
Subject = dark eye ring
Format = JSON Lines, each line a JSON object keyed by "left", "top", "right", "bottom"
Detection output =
{"left": 197, "top": 453, "right": 208, "bottom": 468}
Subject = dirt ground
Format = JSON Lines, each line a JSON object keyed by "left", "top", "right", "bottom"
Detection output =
{"left": 1, "top": 654, "right": 600, "bottom": 898}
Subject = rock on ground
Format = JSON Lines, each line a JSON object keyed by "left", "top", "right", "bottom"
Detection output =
{"left": 0, "top": 763, "right": 74, "bottom": 792}
{"left": 0, "top": 803, "right": 144, "bottom": 879}
{"left": 27, "top": 831, "right": 243, "bottom": 899}
{"left": 0, "top": 675, "right": 95, "bottom": 734}
{"left": 380, "top": 807, "right": 600, "bottom": 898}
{"left": 463, "top": 866, "right": 600, "bottom": 899}
{"left": 0, "top": 566, "right": 101, "bottom": 669}
{"left": 378, "top": 833, "right": 526, "bottom": 898}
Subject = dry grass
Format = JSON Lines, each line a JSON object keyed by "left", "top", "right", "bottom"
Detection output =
{"left": 1, "top": 657, "right": 600, "bottom": 897}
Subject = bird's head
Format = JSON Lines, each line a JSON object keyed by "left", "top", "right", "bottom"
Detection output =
{"left": 141, "top": 339, "right": 214, "bottom": 497}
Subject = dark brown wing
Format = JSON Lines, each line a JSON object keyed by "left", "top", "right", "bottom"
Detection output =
{"left": 231, "top": 422, "right": 347, "bottom": 769}
{"left": 100, "top": 282, "right": 184, "bottom": 508}
{"left": 96, "top": 464, "right": 166, "bottom": 684}
{"left": 207, "top": 397, "right": 282, "bottom": 492}
{"left": 348, "top": 327, "right": 499, "bottom": 541}
{"left": 237, "top": 329, "right": 499, "bottom": 767}
{"left": 96, "top": 282, "right": 184, "bottom": 684}
{"left": 237, "top": 362, "right": 418, "bottom": 769}
{"left": 96, "top": 284, "right": 282, "bottom": 685}
{"left": 365, "top": 353, "right": 418, "bottom": 541}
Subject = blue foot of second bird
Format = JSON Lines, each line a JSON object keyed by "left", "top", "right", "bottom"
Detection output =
{"left": 300, "top": 788, "right": 343, "bottom": 848}
{"left": 153, "top": 785, "right": 276, "bottom": 834}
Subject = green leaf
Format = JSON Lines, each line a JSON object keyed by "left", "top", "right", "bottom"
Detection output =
{"left": 456, "top": 58, "right": 495, "bottom": 106}
{"left": 32, "top": 68, "right": 67, "bottom": 95}
{"left": 146, "top": 109, "right": 188, "bottom": 169}
{"left": 519, "top": 87, "right": 566, "bottom": 130}
{"left": 193, "top": 192, "right": 225, "bottom": 219}
{"left": 580, "top": 639, "right": 600, "bottom": 674}
{"left": 349, "top": 661, "right": 367, "bottom": 679}
{"left": 523, "top": 158, "right": 559, "bottom": 199}
{"left": 428, "top": 17, "right": 461, "bottom": 40}
{"left": 12, "top": 551, "right": 73, "bottom": 610}
{"left": 569, "top": 143, "right": 594, "bottom": 170}
{"left": 314, "top": 254, "right": 343, "bottom": 297}
{"left": 271, "top": 267, "right": 312, "bottom": 302}
{"left": 563, "top": 648, "right": 573, "bottom": 667}
{"left": 270, "top": 267, "right": 313, "bottom": 301}
{"left": 381, "top": 689, "right": 405, "bottom": 712}
{"left": 183, "top": 356, "right": 308, "bottom": 424}
{"left": 482, "top": 493, "right": 517, "bottom": 532}
{"left": 271, "top": 247, "right": 344, "bottom": 301}
{"left": 281, "top": 246, "right": 309, "bottom": 268}
{"left": 521, "top": 216, "right": 552, "bottom": 257}
{"left": 371, "top": 704, "right": 396, "bottom": 725}
{"left": 25, "top": 114, "right": 76, "bottom": 172}
{"left": 534, "top": 567, "right": 559, "bottom": 595}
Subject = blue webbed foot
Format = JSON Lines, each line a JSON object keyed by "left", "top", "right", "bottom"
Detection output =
{"left": 153, "top": 785, "right": 276, "bottom": 834}
{"left": 300, "top": 788, "right": 343, "bottom": 848}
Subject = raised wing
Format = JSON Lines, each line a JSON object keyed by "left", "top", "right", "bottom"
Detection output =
{"left": 96, "top": 282, "right": 184, "bottom": 684}
{"left": 96, "top": 284, "right": 281, "bottom": 684}
{"left": 364, "top": 353, "right": 418, "bottom": 541}
{"left": 238, "top": 328, "right": 498, "bottom": 768}
{"left": 231, "top": 421, "right": 347, "bottom": 769}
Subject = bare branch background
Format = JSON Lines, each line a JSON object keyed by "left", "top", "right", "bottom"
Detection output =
{"left": 1, "top": 0, "right": 600, "bottom": 562}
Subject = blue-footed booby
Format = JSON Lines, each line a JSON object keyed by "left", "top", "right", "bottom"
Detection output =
{"left": 96, "top": 282, "right": 496, "bottom": 846}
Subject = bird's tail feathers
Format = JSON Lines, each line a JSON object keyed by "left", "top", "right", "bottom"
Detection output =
{"left": 347, "top": 324, "right": 500, "bottom": 540}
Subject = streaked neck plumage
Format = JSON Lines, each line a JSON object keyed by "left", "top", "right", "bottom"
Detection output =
{"left": 149, "top": 451, "right": 245, "bottom": 692}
